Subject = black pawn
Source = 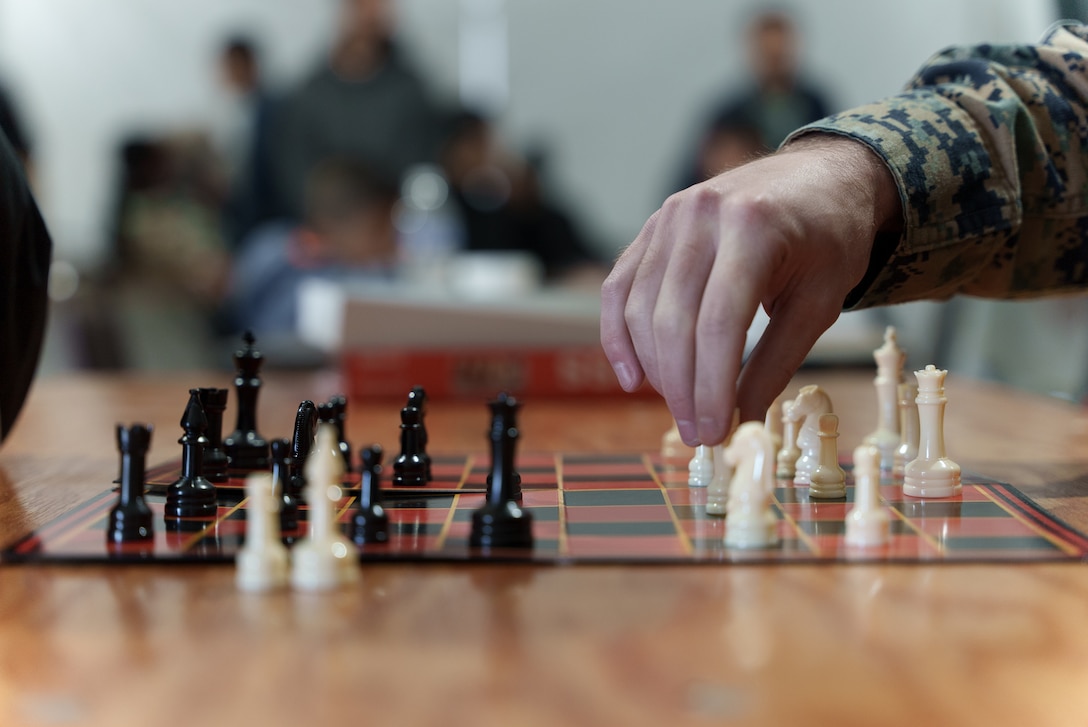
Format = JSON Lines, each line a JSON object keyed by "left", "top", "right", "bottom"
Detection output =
{"left": 287, "top": 400, "right": 318, "bottom": 502}
{"left": 485, "top": 391, "right": 522, "bottom": 500}
{"left": 165, "top": 390, "right": 219, "bottom": 519}
{"left": 393, "top": 406, "right": 429, "bottom": 487}
{"left": 269, "top": 438, "right": 299, "bottom": 533}
{"left": 470, "top": 394, "right": 533, "bottom": 550}
{"left": 330, "top": 394, "right": 353, "bottom": 473}
{"left": 196, "top": 387, "right": 229, "bottom": 483}
{"left": 352, "top": 445, "right": 389, "bottom": 545}
{"left": 223, "top": 331, "right": 269, "bottom": 471}
{"left": 109, "top": 423, "right": 154, "bottom": 544}
{"left": 406, "top": 386, "right": 431, "bottom": 479}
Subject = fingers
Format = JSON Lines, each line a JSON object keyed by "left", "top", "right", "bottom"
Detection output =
{"left": 601, "top": 215, "right": 653, "bottom": 392}
{"left": 736, "top": 289, "right": 842, "bottom": 422}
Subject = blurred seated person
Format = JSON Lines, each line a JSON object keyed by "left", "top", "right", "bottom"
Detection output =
{"left": 679, "top": 109, "right": 765, "bottom": 189}
{"left": 269, "top": 0, "right": 446, "bottom": 221}
{"left": 223, "top": 157, "right": 397, "bottom": 336}
{"left": 440, "top": 110, "right": 604, "bottom": 282}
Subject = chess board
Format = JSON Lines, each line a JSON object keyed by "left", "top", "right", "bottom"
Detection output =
{"left": 4, "top": 452, "right": 1088, "bottom": 564}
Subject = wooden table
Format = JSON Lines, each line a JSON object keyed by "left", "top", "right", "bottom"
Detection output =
{"left": 1, "top": 369, "right": 1087, "bottom": 727}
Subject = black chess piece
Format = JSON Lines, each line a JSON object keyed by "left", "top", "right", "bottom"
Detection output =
{"left": 269, "top": 438, "right": 299, "bottom": 533}
{"left": 196, "top": 387, "right": 229, "bottom": 482}
{"left": 485, "top": 391, "right": 522, "bottom": 500}
{"left": 352, "top": 445, "right": 389, "bottom": 545}
{"left": 470, "top": 394, "right": 533, "bottom": 550}
{"left": 165, "top": 390, "right": 219, "bottom": 520}
{"left": 330, "top": 395, "right": 353, "bottom": 473}
{"left": 406, "top": 386, "right": 431, "bottom": 479}
{"left": 287, "top": 400, "right": 318, "bottom": 503}
{"left": 393, "top": 406, "right": 429, "bottom": 487}
{"left": 223, "top": 331, "right": 269, "bottom": 471}
{"left": 108, "top": 423, "right": 154, "bottom": 545}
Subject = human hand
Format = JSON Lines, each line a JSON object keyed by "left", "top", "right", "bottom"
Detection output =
{"left": 600, "top": 134, "right": 901, "bottom": 445}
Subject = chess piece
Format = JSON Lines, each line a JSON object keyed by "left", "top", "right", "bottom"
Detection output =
{"left": 223, "top": 331, "right": 270, "bottom": 471}
{"left": 845, "top": 444, "right": 890, "bottom": 547}
{"left": 894, "top": 382, "right": 920, "bottom": 477}
{"left": 470, "top": 394, "right": 533, "bottom": 550}
{"left": 764, "top": 394, "right": 785, "bottom": 453}
{"left": 724, "top": 422, "right": 779, "bottom": 548}
{"left": 784, "top": 385, "right": 833, "bottom": 486}
{"left": 776, "top": 407, "right": 801, "bottom": 479}
{"left": 165, "top": 390, "right": 219, "bottom": 520}
{"left": 705, "top": 444, "right": 732, "bottom": 516}
{"left": 287, "top": 400, "right": 318, "bottom": 503}
{"left": 291, "top": 424, "right": 358, "bottom": 590}
{"left": 808, "top": 413, "right": 846, "bottom": 499}
{"left": 196, "top": 388, "right": 229, "bottom": 482}
{"left": 407, "top": 386, "right": 432, "bottom": 479}
{"left": 269, "top": 438, "right": 299, "bottom": 533}
{"left": 236, "top": 473, "right": 289, "bottom": 592}
{"left": 661, "top": 422, "right": 688, "bottom": 461}
{"left": 330, "top": 394, "right": 353, "bottom": 473}
{"left": 393, "top": 405, "right": 429, "bottom": 487}
{"left": 903, "top": 365, "right": 961, "bottom": 498}
{"left": 863, "top": 326, "right": 905, "bottom": 470}
{"left": 687, "top": 445, "right": 713, "bottom": 488}
{"left": 484, "top": 392, "right": 521, "bottom": 498}
{"left": 351, "top": 445, "right": 389, "bottom": 545}
{"left": 109, "top": 423, "right": 154, "bottom": 545}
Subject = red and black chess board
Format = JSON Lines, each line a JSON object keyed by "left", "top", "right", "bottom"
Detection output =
{"left": 4, "top": 452, "right": 1088, "bottom": 564}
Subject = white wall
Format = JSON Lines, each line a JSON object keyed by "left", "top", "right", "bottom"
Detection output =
{"left": 0, "top": 0, "right": 1057, "bottom": 269}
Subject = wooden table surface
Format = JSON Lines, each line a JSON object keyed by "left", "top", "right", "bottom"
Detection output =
{"left": 1, "top": 369, "right": 1087, "bottom": 727}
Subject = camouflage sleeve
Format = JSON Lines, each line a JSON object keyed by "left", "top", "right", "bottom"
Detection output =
{"left": 785, "top": 22, "right": 1088, "bottom": 309}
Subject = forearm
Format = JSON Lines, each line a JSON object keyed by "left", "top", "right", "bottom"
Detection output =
{"left": 788, "top": 22, "right": 1088, "bottom": 307}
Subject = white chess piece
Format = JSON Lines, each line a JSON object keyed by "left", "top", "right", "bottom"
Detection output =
{"left": 893, "top": 382, "right": 919, "bottom": 477}
{"left": 808, "top": 413, "right": 846, "bottom": 499}
{"left": 724, "top": 422, "right": 779, "bottom": 548}
{"left": 863, "top": 326, "right": 904, "bottom": 470}
{"left": 236, "top": 473, "right": 289, "bottom": 592}
{"left": 688, "top": 445, "right": 713, "bottom": 488}
{"left": 764, "top": 395, "right": 785, "bottom": 453}
{"left": 784, "top": 385, "right": 833, "bottom": 486}
{"left": 903, "top": 365, "right": 961, "bottom": 498}
{"left": 661, "top": 422, "right": 688, "bottom": 461}
{"left": 706, "top": 444, "right": 732, "bottom": 516}
{"left": 291, "top": 424, "right": 359, "bottom": 590}
{"left": 776, "top": 407, "right": 801, "bottom": 479}
{"left": 845, "top": 443, "right": 890, "bottom": 547}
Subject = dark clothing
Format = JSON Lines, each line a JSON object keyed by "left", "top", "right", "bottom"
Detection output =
{"left": 713, "top": 82, "right": 832, "bottom": 150}
{"left": 270, "top": 49, "right": 445, "bottom": 220}
{"left": 0, "top": 127, "right": 51, "bottom": 440}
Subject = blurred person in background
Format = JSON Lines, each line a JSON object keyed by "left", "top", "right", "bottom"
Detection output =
{"left": 223, "top": 157, "right": 398, "bottom": 338}
{"left": 269, "top": 0, "right": 447, "bottom": 222}
{"left": 213, "top": 35, "right": 279, "bottom": 248}
{"left": 439, "top": 110, "right": 604, "bottom": 281}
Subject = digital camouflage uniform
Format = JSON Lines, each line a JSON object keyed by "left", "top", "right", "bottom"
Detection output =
{"left": 788, "top": 22, "right": 1088, "bottom": 309}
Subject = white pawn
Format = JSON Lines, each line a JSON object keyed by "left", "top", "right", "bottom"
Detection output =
{"left": 903, "top": 365, "right": 961, "bottom": 498}
{"left": 724, "top": 422, "right": 779, "bottom": 548}
{"left": 706, "top": 444, "right": 732, "bottom": 516}
{"left": 291, "top": 424, "right": 359, "bottom": 591}
{"left": 776, "top": 408, "right": 800, "bottom": 479}
{"left": 661, "top": 422, "right": 688, "bottom": 461}
{"left": 845, "top": 444, "right": 890, "bottom": 547}
{"left": 784, "top": 385, "right": 833, "bottom": 486}
{"left": 808, "top": 413, "right": 846, "bottom": 499}
{"left": 236, "top": 473, "right": 289, "bottom": 592}
{"left": 863, "top": 326, "right": 905, "bottom": 470}
{"left": 893, "top": 382, "right": 919, "bottom": 477}
{"left": 688, "top": 445, "right": 713, "bottom": 488}
{"left": 764, "top": 395, "right": 785, "bottom": 453}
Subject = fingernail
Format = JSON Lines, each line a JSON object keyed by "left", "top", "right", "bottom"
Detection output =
{"left": 676, "top": 419, "right": 698, "bottom": 445}
{"left": 615, "top": 362, "right": 637, "bottom": 391}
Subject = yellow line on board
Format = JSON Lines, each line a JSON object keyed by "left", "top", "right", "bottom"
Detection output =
{"left": 644, "top": 453, "right": 694, "bottom": 557}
